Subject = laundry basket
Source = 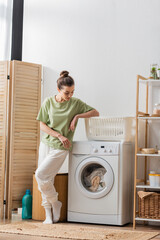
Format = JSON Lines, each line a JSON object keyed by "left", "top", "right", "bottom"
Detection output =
{"left": 138, "top": 191, "right": 160, "bottom": 219}
{"left": 85, "top": 117, "right": 135, "bottom": 141}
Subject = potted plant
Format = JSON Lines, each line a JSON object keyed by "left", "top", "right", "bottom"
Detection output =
{"left": 150, "top": 66, "right": 158, "bottom": 79}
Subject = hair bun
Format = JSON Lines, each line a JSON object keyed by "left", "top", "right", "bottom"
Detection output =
{"left": 60, "top": 71, "right": 69, "bottom": 77}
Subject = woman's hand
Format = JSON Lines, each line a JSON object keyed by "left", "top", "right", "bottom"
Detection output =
{"left": 58, "top": 135, "right": 71, "bottom": 149}
{"left": 69, "top": 115, "right": 79, "bottom": 132}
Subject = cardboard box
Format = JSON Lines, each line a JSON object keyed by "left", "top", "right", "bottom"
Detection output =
{"left": 32, "top": 173, "right": 68, "bottom": 222}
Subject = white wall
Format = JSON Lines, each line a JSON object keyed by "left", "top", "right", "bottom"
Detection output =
{"left": 22, "top": 0, "right": 160, "bottom": 172}
{"left": 22, "top": 0, "right": 160, "bottom": 115}
{"left": 0, "top": 0, "right": 13, "bottom": 60}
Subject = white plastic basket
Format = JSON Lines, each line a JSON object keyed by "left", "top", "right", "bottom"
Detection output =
{"left": 85, "top": 117, "right": 135, "bottom": 141}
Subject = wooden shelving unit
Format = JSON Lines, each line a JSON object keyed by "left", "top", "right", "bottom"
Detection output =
{"left": 133, "top": 75, "right": 160, "bottom": 229}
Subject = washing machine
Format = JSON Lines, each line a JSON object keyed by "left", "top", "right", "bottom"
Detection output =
{"left": 68, "top": 140, "right": 132, "bottom": 225}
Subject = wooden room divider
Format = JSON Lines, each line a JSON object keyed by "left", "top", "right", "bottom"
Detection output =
{"left": 0, "top": 60, "right": 41, "bottom": 219}
{"left": 0, "top": 61, "right": 8, "bottom": 219}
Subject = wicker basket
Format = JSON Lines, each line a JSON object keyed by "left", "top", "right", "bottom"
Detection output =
{"left": 138, "top": 192, "right": 160, "bottom": 219}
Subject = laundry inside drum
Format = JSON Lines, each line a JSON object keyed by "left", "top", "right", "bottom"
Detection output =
{"left": 81, "top": 163, "right": 107, "bottom": 192}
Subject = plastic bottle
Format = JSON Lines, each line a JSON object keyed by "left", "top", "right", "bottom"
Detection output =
{"left": 22, "top": 189, "right": 32, "bottom": 219}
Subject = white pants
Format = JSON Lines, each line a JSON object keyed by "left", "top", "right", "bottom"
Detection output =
{"left": 35, "top": 141, "right": 68, "bottom": 208}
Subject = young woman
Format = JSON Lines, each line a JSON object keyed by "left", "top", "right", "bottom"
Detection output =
{"left": 35, "top": 71, "right": 99, "bottom": 224}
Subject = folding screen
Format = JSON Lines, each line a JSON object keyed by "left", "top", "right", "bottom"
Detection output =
{"left": 7, "top": 60, "right": 41, "bottom": 218}
{"left": 0, "top": 61, "right": 8, "bottom": 219}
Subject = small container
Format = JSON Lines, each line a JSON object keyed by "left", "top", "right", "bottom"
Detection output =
{"left": 153, "top": 103, "right": 160, "bottom": 115}
{"left": 146, "top": 180, "right": 150, "bottom": 185}
{"left": 149, "top": 173, "right": 160, "bottom": 187}
{"left": 158, "top": 68, "right": 160, "bottom": 79}
{"left": 155, "top": 145, "right": 159, "bottom": 154}
{"left": 22, "top": 189, "right": 32, "bottom": 219}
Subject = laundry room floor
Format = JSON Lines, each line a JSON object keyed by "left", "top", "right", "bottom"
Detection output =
{"left": 0, "top": 213, "right": 159, "bottom": 240}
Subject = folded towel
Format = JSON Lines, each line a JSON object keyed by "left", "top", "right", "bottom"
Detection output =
{"left": 138, "top": 191, "right": 154, "bottom": 199}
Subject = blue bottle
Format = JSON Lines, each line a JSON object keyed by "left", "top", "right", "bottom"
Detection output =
{"left": 22, "top": 189, "right": 32, "bottom": 219}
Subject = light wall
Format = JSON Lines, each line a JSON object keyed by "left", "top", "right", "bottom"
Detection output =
{"left": 23, "top": 0, "right": 160, "bottom": 118}
{"left": 0, "top": 0, "right": 13, "bottom": 60}
{"left": 22, "top": 0, "right": 160, "bottom": 173}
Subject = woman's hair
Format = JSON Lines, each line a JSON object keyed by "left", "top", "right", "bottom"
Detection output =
{"left": 57, "top": 71, "right": 75, "bottom": 90}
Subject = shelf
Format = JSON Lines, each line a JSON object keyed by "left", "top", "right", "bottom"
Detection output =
{"left": 136, "top": 185, "right": 160, "bottom": 189}
{"left": 137, "top": 153, "right": 160, "bottom": 157}
{"left": 135, "top": 217, "right": 160, "bottom": 222}
{"left": 139, "top": 79, "right": 160, "bottom": 86}
{"left": 138, "top": 117, "right": 160, "bottom": 120}
{"left": 133, "top": 75, "right": 160, "bottom": 229}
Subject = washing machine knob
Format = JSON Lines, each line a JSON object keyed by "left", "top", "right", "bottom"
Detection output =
{"left": 93, "top": 148, "right": 98, "bottom": 153}
{"left": 109, "top": 149, "right": 112, "bottom": 153}
{"left": 104, "top": 149, "right": 107, "bottom": 153}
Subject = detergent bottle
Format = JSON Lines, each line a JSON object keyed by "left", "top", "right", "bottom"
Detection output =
{"left": 22, "top": 189, "right": 32, "bottom": 219}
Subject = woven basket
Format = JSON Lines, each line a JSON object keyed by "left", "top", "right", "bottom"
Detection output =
{"left": 138, "top": 192, "right": 160, "bottom": 219}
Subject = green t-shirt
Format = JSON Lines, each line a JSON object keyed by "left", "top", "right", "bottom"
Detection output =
{"left": 36, "top": 96, "right": 94, "bottom": 150}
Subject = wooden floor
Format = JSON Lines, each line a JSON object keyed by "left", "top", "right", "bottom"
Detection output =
{"left": 0, "top": 213, "right": 159, "bottom": 240}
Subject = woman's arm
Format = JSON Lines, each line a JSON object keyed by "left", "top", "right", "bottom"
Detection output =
{"left": 40, "top": 121, "right": 61, "bottom": 138}
{"left": 69, "top": 109, "right": 99, "bottom": 131}
{"left": 40, "top": 121, "right": 71, "bottom": 149}
{"left": 76, "top": 109, "right": 99, "bottom": 119}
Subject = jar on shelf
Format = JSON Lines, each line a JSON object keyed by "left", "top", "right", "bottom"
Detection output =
{"left": 158, "top": 68, "right": 160, "bottom": 79}
{"left": 150, "top": 64, "right": 158, "bottom": 79}
{"left": 155, "top": 145, "right": 159, "bottom": 153}
{"left": 149, "top": 172, "right": 160, "bottom": 187}
{"left": 153, "top": 103, "right": 160, "bottom": 115}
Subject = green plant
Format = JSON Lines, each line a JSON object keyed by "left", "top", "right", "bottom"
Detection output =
{"left": 150, "top": 67, "right": 158, "bottom": 79}
{"left": 151, "top": 67, "right": 156, "bottom": 72}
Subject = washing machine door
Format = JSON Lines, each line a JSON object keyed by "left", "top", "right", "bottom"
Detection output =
{"left": 75, "top": 156, "right": 114, "bottom": 199}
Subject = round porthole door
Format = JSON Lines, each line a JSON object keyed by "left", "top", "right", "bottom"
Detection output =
{"left": 75, "top": 157, "right": 114, "bottom": 199}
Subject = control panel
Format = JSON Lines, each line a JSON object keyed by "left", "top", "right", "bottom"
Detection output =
{"left": 90, "top": 142, "right": 119, "bottom": 155}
